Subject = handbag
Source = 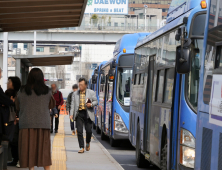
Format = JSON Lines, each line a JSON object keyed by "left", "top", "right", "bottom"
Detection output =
{"left": 49, "top": 95, "right": 56, "bottom": 109}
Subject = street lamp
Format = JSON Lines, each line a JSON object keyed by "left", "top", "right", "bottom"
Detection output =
{"left": 144, "top": 5, "right": 148, "bottom": 31}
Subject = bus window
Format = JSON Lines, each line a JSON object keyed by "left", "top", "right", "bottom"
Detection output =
{"left": 156, "top": 70, "right": 164, "bottom": 102}
{"left": 134, "top": 74, "right": 137, "bottom": 85}
{"left": 117, "top": 68, "right": 133, "bottom": 105}
{"left": 140, "top": 73, "right": 145, "bottom": 85}
{"left": 187, "top": 39, "right": 203, "bottom": 110}
{"left": 166, "top": 31, "right": 176, "bottom": 65}
{"left": 164, "top": 68, "right": 175, "bottom": 104}
{"left": 203, "top": 46, "right": 216, "bottom": 104}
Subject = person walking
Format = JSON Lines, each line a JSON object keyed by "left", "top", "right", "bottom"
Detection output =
{"left": 66, "top": 84, "right": 78, "bottom": 135}
{"left": 51, "top": 84, "right": 63, "bottom": 133}
{"left": 70, "top": 78, "right": 98, "bottom": 153}
{"left": 16, "top": 68, "right": 56, "bottom": 170}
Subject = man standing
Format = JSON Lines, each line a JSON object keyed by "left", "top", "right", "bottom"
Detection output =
{"left": 66, "top": 84, "right": 78, "bottom": 135}
{"left": 51, "top": 84, "right": 64, "bottom": 133}
{"left": 70, "top": 78, "right": 98, "bottom": 153}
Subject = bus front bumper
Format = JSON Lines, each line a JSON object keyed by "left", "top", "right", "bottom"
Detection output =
{"left": 113, "top": 130, "right": 129, "bottom": 140}
{"left": 179, "top": 164, "right": 193, "bottom": 170}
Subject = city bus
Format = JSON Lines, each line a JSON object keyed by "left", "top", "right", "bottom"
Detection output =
{"left": 194, "top": 0, "right": 222, "bottom": 170}
{"left": 95, "top": 33, "right": 150, "bottom": 146}
{"left": 129, "top": 0, "right": 207, "bottom": 169}
{"left": 92, "top": 61, "right": 107, "bottom": 133}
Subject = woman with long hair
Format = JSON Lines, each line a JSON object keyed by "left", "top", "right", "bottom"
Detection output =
{"left": 16, "top": 68, "right": 55, "bottom": 170}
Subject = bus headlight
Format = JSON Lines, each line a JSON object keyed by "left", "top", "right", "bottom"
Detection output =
{"left": 180, "top": 129, "right": 195, "bottom": 168}
{"left": 114, "top": 113, "right": 128, "bottom": 133}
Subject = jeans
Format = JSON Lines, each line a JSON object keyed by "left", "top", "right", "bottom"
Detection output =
{"left": 76, "top": 110, "right": 92, "bottom": 148}
{"left": 51, "top": 107, "right": 60, "bottom": 131}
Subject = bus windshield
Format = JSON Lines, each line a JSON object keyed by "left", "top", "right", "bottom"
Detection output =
{"left": 117, "top": 68, "right": 133, "bottom": 106}
{"left": 186, "top": 39, "right": 204, "bottom": 111}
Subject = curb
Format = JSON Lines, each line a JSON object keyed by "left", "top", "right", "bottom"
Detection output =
{"left": 92, "top": 134, "right": 124, "bottom": 170}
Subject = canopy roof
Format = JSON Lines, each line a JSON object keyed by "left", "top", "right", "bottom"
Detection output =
{"left": 13, "top": 54, "right": 74, "bottom": 66}
{"left": 0, "top": 0, "right": 87, "bottom": 32}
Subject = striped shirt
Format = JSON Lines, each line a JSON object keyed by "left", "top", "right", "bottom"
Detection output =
{"left": 79, "top": 90, "right": 86, "bottom": 110}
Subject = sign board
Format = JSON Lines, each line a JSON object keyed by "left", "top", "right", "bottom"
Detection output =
{"left": 124, "top": 97, "right": 130, "bottom": 106}
{"left": 209, "top": 74, "right": 222, "bottom": 126}
{"left": 85, "top": 0, "right": 128, "bottom": 14}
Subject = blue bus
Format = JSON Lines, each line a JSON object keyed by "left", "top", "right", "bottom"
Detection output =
{"left": 129, "top": 0, "right": 207, "bottom": 169}
{"left": 194, "top": 0, "right": 222, "bottom": 170}
{"left": 93, "top": 33, "right": 150, "bottom": 146}
{"left": 91, "top": 61, "right": 107, "bottom": 133}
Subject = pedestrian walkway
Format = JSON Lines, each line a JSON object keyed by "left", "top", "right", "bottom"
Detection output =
{"left": 8, "top": 115, "right": 123, "bottom": 170}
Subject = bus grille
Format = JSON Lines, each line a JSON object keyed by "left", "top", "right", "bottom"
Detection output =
{"left": 218, "top": 133, "right": 222, "bottom": 170}
{"left": 201, "top": 127, "right": 212, "bottom": 170}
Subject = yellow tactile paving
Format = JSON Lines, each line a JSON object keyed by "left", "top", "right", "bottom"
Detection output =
{"left": 51, "top": 115, "right": 67, "bottom": 170}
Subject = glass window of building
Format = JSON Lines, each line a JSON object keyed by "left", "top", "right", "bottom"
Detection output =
{"left": 13, "top": 43, "right": 17, "bottom": 49}
{"left": 36, "top": 47, "right": 44, "bottom": 52}
{"left": 24, "top": 43, "right": 28, "bottom": 49}
{"left": 114, "top": 22, "right": 118, "bottom": 27}
{"left": 50, "top": 47, "right": 55, "bottom": 52}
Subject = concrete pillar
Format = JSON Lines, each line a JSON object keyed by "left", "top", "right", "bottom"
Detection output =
{"left": 0, "top": 53, "right": 3, "bottom": 87}
{"left": 15, "top": 59, "right": 21, "bottom": 79}
{"left": 2, "top": 32, "right": 8, "bottom": 91}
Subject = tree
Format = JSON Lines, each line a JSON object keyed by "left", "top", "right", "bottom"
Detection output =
{"left": 90, "top": 14, "right": 99, "bottom": 25}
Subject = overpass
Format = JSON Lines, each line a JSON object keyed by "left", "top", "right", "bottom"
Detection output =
{"left": 0, "top": 30, "right": 142, "bottom": 45}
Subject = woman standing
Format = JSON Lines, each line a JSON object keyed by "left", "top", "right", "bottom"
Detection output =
{"left": 7, "top": 76, "right": 21, "bottom": 167}
{"left": 16, "top": 68, "right": 55, "bottom": 170}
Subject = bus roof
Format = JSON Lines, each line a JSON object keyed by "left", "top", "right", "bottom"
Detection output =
{"left": 113, "top": 33, "right": 150, "bottom": 57}
{"left": 167, "top": 0, "right": 208, "bottom": 23}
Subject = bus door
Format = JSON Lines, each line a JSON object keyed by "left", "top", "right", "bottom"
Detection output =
{"left": 144, "top": 55, "right": 155, "bottom": 152}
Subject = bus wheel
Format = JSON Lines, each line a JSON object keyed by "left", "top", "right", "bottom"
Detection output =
{"left": 96, "top": 118, "right": 101, "bottom": 134}
{"left": 110, "top": 137, "right": 117, "bottom": 147}
{"left": 160, "top": 138, "right": 167, "bottom": 170}
{"left": 136, "top": 123, "right": 146, "bottom": 168}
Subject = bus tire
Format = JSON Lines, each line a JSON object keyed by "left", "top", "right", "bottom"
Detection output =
{"left": 101, "top": 124, "right": 106, "bottom": 140}
{"left": 110, "top": 137, "right": 117, "bottom": 147}
{"left": 136, "top": 123, "right": 146, "bottom": 168}
{"left": 160, "top": 138, "right": 167, "bottom": 170}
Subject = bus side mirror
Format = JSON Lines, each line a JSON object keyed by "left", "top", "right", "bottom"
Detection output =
{"left": 176, "top": 45, "right": 191, "bottom": 74}
{"left": 101, "top": 76, "right": 105, "bottom": 84}
{"left": 92, "top": 75, "right": 97, "bottom": 84}
{"left": 108, "top": 69, "right": 115, "bottom": 82}
{"left": 110, "top": 60, "right": 117, "bottom": 68}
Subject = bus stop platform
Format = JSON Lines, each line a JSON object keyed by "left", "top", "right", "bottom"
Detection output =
{"left": 8, "top": 115, "right": 123, "bottom": 170}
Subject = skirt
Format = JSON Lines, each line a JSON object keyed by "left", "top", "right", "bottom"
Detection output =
{"left": 19, "top": 128, "right": 52, "bottom": 168}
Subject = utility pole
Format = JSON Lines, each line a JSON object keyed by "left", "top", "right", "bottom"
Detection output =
{"left": 34, "top": 31, "right": 36, "bottom": 55}
{"left": 144, "top": 5, "right": 148, "bottom": 31}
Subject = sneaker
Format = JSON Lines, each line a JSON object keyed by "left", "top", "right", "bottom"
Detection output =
{"left": 86, "top": 143, "right": 90, "bottom": 151}
{"left": 78, "top": 148, "right": 84, "bottom": 153}
{"left": 16, "top": 161, "right": 20, "bottom": 168}
{"left": 55, "top": 130, "right": 58, "bottom": 133}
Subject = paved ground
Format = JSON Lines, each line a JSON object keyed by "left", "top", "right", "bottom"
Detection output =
{"left": 8, "top": 115, "right": 123, "bottom": 170}
{"left": 92, "top": 129, "right": 159, "bottom": 170}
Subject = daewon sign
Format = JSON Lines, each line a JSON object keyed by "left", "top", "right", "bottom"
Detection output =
{"left": 85, "top": 0, "right": 128, "bottom": 14}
